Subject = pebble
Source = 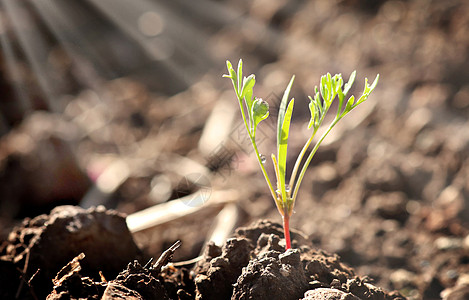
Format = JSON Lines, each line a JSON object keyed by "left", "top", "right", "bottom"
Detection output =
{"left": 302, "top": 288, "right": 359, "bottom": 300}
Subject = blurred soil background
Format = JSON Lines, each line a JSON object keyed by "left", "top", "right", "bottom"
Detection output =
{"left": 1, "top": 0, "right": 469, "bottom": 299}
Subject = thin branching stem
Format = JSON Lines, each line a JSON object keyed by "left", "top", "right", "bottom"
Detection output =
{"left": 291, "top": 117, "right": 341, "bottom": 205}
{"left": 288, "top": 103, "right": 330, "bottom": 200}
{"left": 250, "top": 135, "right": 278, "bottom": 203}
{"left": 288, "top": 127, "right": 318, "bottom": 197}
{"left": 236, "top": 93, "right": 278, "bottom": 203}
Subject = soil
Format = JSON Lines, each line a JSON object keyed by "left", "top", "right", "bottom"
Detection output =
{"left": 0, "top": 208, "right": 405, "bottom": 299}
{"left": 1, "top": 0, "right": 469, "bottom": 300}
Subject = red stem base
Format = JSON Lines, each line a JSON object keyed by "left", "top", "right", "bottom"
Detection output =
{"left": 282, "top": 215, "right": 291, "bottom": 250}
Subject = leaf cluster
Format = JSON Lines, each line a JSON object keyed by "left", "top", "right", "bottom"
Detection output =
{"left": 223, "top": 60, "right": 269, "bottom": 138}
{"left": 224, "top": 59, "right": 379, "bottom": 219}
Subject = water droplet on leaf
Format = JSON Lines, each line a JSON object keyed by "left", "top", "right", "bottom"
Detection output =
{"left": 260, "top": 154, "right": 266, "bottom": 164}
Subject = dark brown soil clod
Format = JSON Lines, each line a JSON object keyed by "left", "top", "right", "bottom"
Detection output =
{"left": 1, "top": 205, "right": 141, "bottom": 299}
{"left": 231, "top": 249, "right": 309, "bottom": 300}
{"left": 1, "top": 207, "right": 405, "bottom": 299}
{"left": 193, "top": 219, "right": 405, "bottom": 300}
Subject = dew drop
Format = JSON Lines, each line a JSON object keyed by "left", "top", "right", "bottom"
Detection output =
{"left": 260, "top": 154, "right": 266, "bottom": 164}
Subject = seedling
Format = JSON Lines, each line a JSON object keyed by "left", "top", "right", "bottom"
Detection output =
{"left": 224, "top": 59, "right": 379, "bottom": 250}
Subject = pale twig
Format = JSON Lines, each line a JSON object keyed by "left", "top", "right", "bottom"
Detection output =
{"left": 126, "top": 189, "right": 239, "bottom": 233}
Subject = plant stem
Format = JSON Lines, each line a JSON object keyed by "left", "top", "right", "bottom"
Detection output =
{"left": 288, "top": 127, "right": 317, "bottom": 196}
{"left": 271, "top": 154, "right": 286, "bottom": 215}
{"left": 250, "top": 136, "right": 278, "bottom": 202}
{"left": 282, "top": 214, "right": 291, "bottom": 250}
{"left": 288, "top": 103, "right": 330, "bottom": 200}
{"left": 291, "top": 118, "right": 340, "bottom": 204}
{"left": 236, "top": 94, "right": 277, "bottom": 203}
{"left": 234, "top": 78, "right": 282, "bottom": 239}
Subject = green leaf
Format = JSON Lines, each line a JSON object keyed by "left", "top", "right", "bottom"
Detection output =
{"left": 237, "top": 59, "right": 243, "bottom": 94}
{"left": 224, "top": 60, "right": 238, "bottom": 96}
{"left": 314, "top": 87, "right": 323, "bottom": 116}
{"left": 320, "top": 75, "right": 327, "bottom": 104}
{"left": 223, "top": 60, "right": 233, "bottom": 79}
{"left": 251, "top": 98, "right": 269, "bottom": 135}
{"left": 343, "top": 70, "right": 356, "bottom": 95}
{"left": 326, "top": 73, "right": 333, "bottom": 104}
{"left": 335, "top": 75, "right": 343, "bottom": 94}
{"left": 369, "top": 74, "right": 380, "bottom": 92}
{"left": 330, "top": 74, "right": 340, "bottom": 101}
{"left": 308, "top": 93, "right": 321, "bottom": 130}
{"left": 241, "top": 74, "right": 255, "bottom": 100}
{"left": 278, "top": 98, "right": 294, "bottom": 207}
{"left": 245, "top": 89, "right": 254, "bottom": 126}
{"left": 241, "top": 74, "right": 256, "bottom": 125}
{"left": 344, "top": 95, "right": 355, "bottom": 114}
{"left": 356, "top": 74, "right": 379, "bottom": 106}
{"left": 337, "top": 85, "right": 344, "bottom": 103}
{"left": 308, "top": 96, "right": 315, "bottom": 129}
{"left": 277, "top": 75, "right": 295, "bottom": 151}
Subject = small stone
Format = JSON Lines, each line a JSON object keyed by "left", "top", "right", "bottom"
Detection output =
{"left": 302, "top": 288, "right": 360, "bottom": 300}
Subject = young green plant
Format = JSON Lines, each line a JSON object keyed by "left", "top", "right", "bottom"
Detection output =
{"left": 223, "top": 59, "right": 379, "bottom": 250}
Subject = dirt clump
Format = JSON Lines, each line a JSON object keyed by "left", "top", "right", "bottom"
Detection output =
{"left": 0, "top": 205, "right": 140, "bottom": 299}
{"left": 1, "top": 206, "right": 405, "bottom": 299}
{"left": 193, "top": 220, "right": 404, "bottom": 300}
{"left": 231, "top": 249, "right": 309, "bottom": 300}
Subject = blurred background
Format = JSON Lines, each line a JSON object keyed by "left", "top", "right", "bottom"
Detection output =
{"left": 1, "top": 0, "right": 469, "bottom": 299}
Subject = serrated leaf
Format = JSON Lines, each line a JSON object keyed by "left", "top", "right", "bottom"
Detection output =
{"left": 277, "top": 75, "right": 295, "bottom": 151}
{"left": 308, "top": 94, "right": 321, "bottom": 130}
{"left": 356, "top": 74, "right": 379, "bottom": 105}
{"left": 252, "top": 98, "right": 269, "bottom": 134}
{"left": 331, "top": 74, "right": 341, "bottom": 100}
